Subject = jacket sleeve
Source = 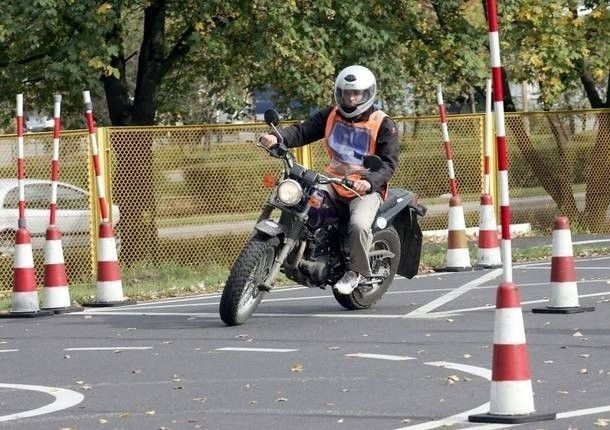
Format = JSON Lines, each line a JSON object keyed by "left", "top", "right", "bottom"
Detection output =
{"left": 364, "top": 117, "right": 400, "bottom": 193}
{"left": 278, "top": 107, "right": 332, "bottom": 148}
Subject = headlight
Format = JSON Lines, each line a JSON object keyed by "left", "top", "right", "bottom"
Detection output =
{"left": 276, "top": 179, "right": 303, "bottom": 206}
{"left": 375, "top": 217, "right": 387, "bottom": 229}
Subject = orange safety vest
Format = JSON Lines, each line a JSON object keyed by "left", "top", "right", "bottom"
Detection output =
{"left": 323, "top": 107, "right": 387, "bottom": 199}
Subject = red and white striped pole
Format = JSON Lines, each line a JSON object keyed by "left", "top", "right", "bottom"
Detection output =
{"left": 3, "top": 94, "right": 52, "bottom": 318}
{"left": 437, "top": 85, "right": 458, "bottom": 198}
{"left": 82, "top": 91, "right": 131, "bottom": 306}
{"left": 42, "top": 95, "right": 79, "bottom": 312}
{"left": 437, "top": 85, "right": 471, "bottom": 271}
{"left": 476, "top": 79, "right": 502, "bottom": 268}
{"left": 483, "top": 78, "right": 494, "bottom": 196}
{"left": 469, "top": 1, "right": 554, "bottom": 424}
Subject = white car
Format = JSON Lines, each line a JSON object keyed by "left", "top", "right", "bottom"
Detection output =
{"left": 0, "top": 178, "right": 120, "bottom": 255}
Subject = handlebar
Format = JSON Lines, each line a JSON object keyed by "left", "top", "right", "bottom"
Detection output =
{"left": 257, "top": 138, "right": 364, "bottom": 198}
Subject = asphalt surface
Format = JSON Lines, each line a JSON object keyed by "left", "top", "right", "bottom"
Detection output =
{"left": 0, "top": 238, "right": 610, "bottom": 430}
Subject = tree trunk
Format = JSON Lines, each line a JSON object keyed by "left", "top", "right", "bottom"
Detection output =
{"left": 101, "top": 1, "right": 168, "bottom": 266}
{"left": 583, "top": 113, "right": 610, "bottom": 232}
{"left": 501, "top": 69, "right": 580, "bottom": 220}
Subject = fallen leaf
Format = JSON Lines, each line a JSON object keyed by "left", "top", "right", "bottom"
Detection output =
{"left": 291, "top": 363, "right": 304, "bottom": 372}
{"left": 446, "top": 375, "right": 460, "bottom": 384}
{"left": 594, "top": 418, "right": 610, "bottom": 426}
{"left": 579, "top": 368, "right": 588, "bottom": 374}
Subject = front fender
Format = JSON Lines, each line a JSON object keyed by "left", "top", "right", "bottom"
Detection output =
{"left": 254, "top": 219, "right": 286, "bottom": 237}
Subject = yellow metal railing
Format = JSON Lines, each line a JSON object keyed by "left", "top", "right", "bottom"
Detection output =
{"left": 1, "top": 108, "right": 609, "bottom": 293}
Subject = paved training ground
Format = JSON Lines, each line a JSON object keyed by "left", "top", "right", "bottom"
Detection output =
{"left": 1, "top": 249, "right": 609, "bottom": 429}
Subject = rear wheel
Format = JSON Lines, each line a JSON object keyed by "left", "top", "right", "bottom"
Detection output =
{"left": 333, "top": 226, "right": 401, "bottom": 310}
{"left": 219, "top": 235, "right": 277, "bottom": 326}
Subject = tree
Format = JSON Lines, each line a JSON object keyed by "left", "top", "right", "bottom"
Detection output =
{"left": 492, "top": 0, "right": 610, "bottom": 231}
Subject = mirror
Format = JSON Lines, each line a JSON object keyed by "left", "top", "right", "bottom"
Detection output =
{"left": 363, "top": 155, "right": 382, "bottom": 172}
{"left": 264, "top": 109, "right": 281, "bottom": 126}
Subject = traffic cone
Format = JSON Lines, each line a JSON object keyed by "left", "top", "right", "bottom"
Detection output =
{"left": 476, "top": 193, "right": 502, "bottom": 269}
{"left": 82, "top": 221, "right": 134, "bottom": 307}
{"left": 41, "top": 226, "right": 82, "bottom": 313}
{"left": 439, "top": 195, "right": 472, "bottom": 271}
{"left": 0, "top": 228, "right": 53, "bottom": 318}
{"left": 532, "top": 216, "right": 595, "bottom": 314}
{"left": 469, "top": 282, "right": 555, "bottom": 424}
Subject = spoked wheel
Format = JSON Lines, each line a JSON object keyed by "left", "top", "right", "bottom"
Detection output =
{"left": 333, "top": 226, "right": 401, "bottom": 310}
{"left": 219, "top": 235, "right": 277, "bottom": 326}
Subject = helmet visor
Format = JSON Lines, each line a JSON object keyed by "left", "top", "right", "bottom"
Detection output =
{"left": 335, "top": 86, "right": 375, "bottom": 114}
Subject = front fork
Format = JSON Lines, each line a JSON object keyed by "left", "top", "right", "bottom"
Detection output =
{"left": 259, "top": 237, "right": 297, "bottom": 291}
{"left": 257, "top": 204, "right": 309, "bottom": 291}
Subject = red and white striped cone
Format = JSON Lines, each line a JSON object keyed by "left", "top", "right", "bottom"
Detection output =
{"left": 440, "top": 195, "right": 472, "bottom": 271}
{"left": 41, "top": 226, "right": 82, "bottom": 313}
{"left": 1, "top": 229, "right": 52, "bottom": 318}
{"left": 533, "top": 216, "right": 594, "bottom": 314}
{"left": 470, "top": 282, "right": 555, "bottom": 424}
{"left": 83, "top": 221, "right": 134, "bottom": 307}
{"left": 476, "top": 194, "right": 502, "bottom": 269}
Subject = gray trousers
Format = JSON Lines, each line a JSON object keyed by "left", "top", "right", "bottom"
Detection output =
{"left": 320, "top": 185, "right": 382, "bottom": 277}
{"left": 345, "top": 192, "right": 382, "bottom": 276}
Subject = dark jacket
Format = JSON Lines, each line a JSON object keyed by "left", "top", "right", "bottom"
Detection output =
{"left": 278, "top": 106, "right": 400, "bottom": 194}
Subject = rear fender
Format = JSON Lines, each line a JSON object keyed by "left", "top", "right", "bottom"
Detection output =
{"left": 373, "top": 188, "right": 425, "bottom": 279}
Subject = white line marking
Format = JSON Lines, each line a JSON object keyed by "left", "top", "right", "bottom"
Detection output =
{"left": 395, "top": 361, "right": 610, "bottom": 430}
{"left": 345, "top": 353, "right": 416, "bottom": 361}
{"left": 573, "top": 239, "right": 610, "bottom": 245}
{"left": 0, "top": 349, "right": 19, "bottom": 353}
{"left": 215, "top": 347, "right": 298, "bottom": 352}
{"left": 394, "top": 361, "right": 491, "bottom": 430}
{"left": 64, "top": 347, "right": 153, "bottom": 351}
{"left": 557, "top": 404, "right": 610, "bottom": 419}
{"left": 0, "top": 383, "right": 84, "bottom": 423}
{"left": 405, "top": 269, "right": 502, "bottom": 316}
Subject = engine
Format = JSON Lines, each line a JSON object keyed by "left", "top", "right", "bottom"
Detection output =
{"left": 282, "top": 224, "right": 345, "bottom": 287}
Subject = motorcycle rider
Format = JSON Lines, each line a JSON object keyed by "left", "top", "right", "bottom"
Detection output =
{"left": 259, "top": 65, "right": 400, "bottom": 295}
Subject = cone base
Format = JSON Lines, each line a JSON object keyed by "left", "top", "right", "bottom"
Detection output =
{"left": 474, "top": 263, "right": 503, "bottom": 269}
{"left": 42, "top": 306, "right": 85, "bottom": 314}
{"left": 434, "top": 266, "right": 473, "bottom": 272}
{"left": 0, "top": 310, "right": 55, "bottom": 319}
{"left": 82, "top": 299, "right": 136, "bottom": 308}
{"left": 532, "top": 306, "right": 595, "bottom": 314}
{"left": 469, "top": 411, "right": 556, "bottom": 424}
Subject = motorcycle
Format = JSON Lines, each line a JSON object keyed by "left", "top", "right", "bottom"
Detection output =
{"left": 219, "top": 109, "right": 427, "bottom": 326}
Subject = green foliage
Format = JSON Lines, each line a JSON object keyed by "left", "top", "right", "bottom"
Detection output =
{"left": 0, "top": 0, "right": 608, "bottom": 127}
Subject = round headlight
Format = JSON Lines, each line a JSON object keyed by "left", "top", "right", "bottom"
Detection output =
{"left": 276, "top": 179, "right": 303, "bottom": 206}
{"left": 375, "top": 217, "right": 387, "bottom": 229}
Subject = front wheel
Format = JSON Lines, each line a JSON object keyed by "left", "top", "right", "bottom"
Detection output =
{"left": 333, "top": 226, "right": 401, "bottom": 310}
{"left": 219, "top": 235, "right": 277, "bottom": 326}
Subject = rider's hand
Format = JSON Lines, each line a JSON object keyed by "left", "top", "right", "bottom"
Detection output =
{"left": 259, "top": 133, "right": 278, "bottom": 148}
{"left": 352, "top": 179, "right": 372, "bottom": 194}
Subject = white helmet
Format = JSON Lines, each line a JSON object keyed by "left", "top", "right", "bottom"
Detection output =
{"left": 334, "top": 65, "right": 377, "bottom": 118}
